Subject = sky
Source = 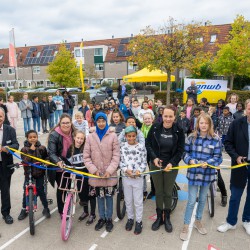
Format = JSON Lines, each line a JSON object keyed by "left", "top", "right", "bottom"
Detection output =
{"left": 0, "top": 0, "right": 249, "bottom": 48}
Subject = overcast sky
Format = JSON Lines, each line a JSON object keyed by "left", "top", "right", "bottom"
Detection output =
{"left": 0, "top": 0, "right": 249, "bottom": 48}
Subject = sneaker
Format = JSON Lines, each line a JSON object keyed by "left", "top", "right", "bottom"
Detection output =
{"left": 3, "top": 215, "right": 14, "bottom": 224}
{"left": 221, "top": 196, "right": 227, "bottom": 207}
{"left": 143, "top": 192, "right": 148, "bottom": 201}
{"left": 95, "top": 218, "right": 106, "bottom": 231}
{"left": 194, "top": 220, "right": 207, "bottom": 235}
{"left": 217, "top": 222, "right": 236, "bottom": 233}
{"left": 106, "top": 219, "right": 114, "bottom": 232}
{"left": 125, "top": 219, "right": 134, "bottom": 231}
{"left": 134, "top": 221, "right": 143, "bottom": 235}
{"left": 18, "top": 209, "right": 28, "bottom": 221}
{"left": 78, "top": 212, "right": 89, "bottom": 222}
{"left": 243, "top": 222, "right": 250, "bottom": 235}
{"left": 180, "top": 224, "right": 189, "bottom": 241}
{"left": 86, "top": 214, "right": 96, "bottom": 226}
{"left": 42, "top": 208, "right": 51, "bottom": 218}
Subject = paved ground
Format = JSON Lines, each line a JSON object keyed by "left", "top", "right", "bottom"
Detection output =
{"left": 0, "top": 107, "right": 249, "bottom": 250}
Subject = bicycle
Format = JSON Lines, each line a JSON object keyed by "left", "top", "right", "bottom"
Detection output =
{"left": 207, "top": 173, "right": 218, "bottom": 218}
{"left": 7, "top": 162, "right": 43, "bottom": 235}
{"left": 58, "top": 164, "right": 84, "bottom": 241}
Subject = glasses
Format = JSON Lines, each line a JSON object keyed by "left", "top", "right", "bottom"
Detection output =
{"left": 60, "top": 122, "right": 71, "bottom": 125}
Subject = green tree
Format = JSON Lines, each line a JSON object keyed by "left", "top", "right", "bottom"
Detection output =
{"left": 213, "top": 15, "right": 250, "bottom": 90}
{"left": 128, "top": 17, "right": 213, "bottom": 104}
{"left": 47, "top": 44, "right": 80, "bottom": 87}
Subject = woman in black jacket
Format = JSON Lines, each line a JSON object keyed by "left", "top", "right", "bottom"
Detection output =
{"left": 146, "top": 105, "right": 185, "bottom": 233}
{"left": 47, "top": 113, "right": 76, "bottom": 217}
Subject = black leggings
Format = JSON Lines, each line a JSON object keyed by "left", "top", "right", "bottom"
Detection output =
{"left": 217, "top": 170, "right": 227, "bottom": 196}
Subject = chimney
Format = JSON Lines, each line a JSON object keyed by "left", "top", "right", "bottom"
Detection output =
{"left": 131, "top": 34, "right": 133, "bottom": 37}
{"left": 112, "top": 35, "right": 114, "bottom": 39}
{"left": 25, "top": 44, "right": 27, "bottom": 47}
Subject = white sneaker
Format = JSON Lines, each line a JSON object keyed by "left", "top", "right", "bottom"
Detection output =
{"left": 38, "top": 132, "right": 43, "bottom": 135}
{"left": 243, "top": 222, "right": 250, "bottom": 235}
{"left": 217, "top": 222, "right": 236, "bottom": 233}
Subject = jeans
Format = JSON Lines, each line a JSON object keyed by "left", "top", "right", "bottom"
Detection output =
{"left": 227, "top": 167, "right": 250, "bottom": 225}
{"left": 41, "top": 119, "right": 48, "bottom": 132}
{"left": 23, "top": 118, "right": 31, "bottom": 133}
{"left": 55, "top": 110, "right": 63, "bottom": 125}
{"left": 49, "top": 113, "right": 55, "bottom": 129}
{"left": 221, "top": 134, "right": 227, "bottom": 146}
{"left": 68, "top": 108, "right": 73, "bottom": 117}
{"left": 33, "top": 117, "right": 41, "bottom": 132}
{"left": 184, "top": 184, "right": 210, "bottom": 225}
{"left": 97, "top": 195, "right": 113, "bottom": 219}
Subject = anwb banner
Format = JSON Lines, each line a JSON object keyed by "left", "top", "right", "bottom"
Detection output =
{"left": 183, "top": 79, "right": 228, "bottom": 104}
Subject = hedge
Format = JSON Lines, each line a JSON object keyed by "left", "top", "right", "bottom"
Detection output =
{"left": 154, "top": 90, "right": 250, "bottom": 105}
{"left": 3, "top": 92, "right": 90, "bottom": 104}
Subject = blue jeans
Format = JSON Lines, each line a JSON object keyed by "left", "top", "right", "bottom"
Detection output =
{"left": 23, "top": 118, "right": 31, "bottom": 133}
{"left": 227, "top": 167, "right": 250, "bottom": 225}
{"left": 184, "top": 184, "right": 210, "bottom": 224}
{"left": 68, "top": 109, "right": 73, "bottom": 118}
{"left": 33, "top": 117, "right": 41, "bottom": 132}
{"left": 49, "top": 113, "right": 55, "bottom": 129}
{"left": 97, "top": 195, "right": 113, "bottom": 220}
{"left": 55, "top": 110, "right": 63, "bottom": 125}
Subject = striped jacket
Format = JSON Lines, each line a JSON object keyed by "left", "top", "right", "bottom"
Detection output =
{"left": 183, "top": 133, "right": 222, "bottom": 186}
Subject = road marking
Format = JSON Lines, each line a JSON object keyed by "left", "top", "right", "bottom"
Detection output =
{"left": 0, "top": 207, "right": 58, "bottom": 250}
{"left": 89, "top": 244, "right": 98, "bottom": 250}
{"left": 114, "top": 217, "right": 119, "bottom": 222}
{"left": 181, "top": 202, "right": 198, "bottom": 250}
{"left": 223, "top": 159, "right": 231, "bottom": 162}
{"left": 100, "top": 231, "right": 109, "bottom": 238}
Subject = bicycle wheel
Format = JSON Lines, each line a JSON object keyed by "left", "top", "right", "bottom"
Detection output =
{"left": 116, "top": 177, "right": 126, "bottom": 220}
{"left": 61, "top": 193, "right": 73, "bottom": 241}
{"left": 170, "top": 183, "right": 178, "bottom": 213}
{"left": 28, "top": 188, "right": 35, "bottom": 235}
{"left": 207, "top": 183, "right": 215, "bottom": 217}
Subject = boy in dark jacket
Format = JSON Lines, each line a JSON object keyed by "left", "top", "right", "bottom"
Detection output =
{"left": 32, "top": 96, "right": 41, "bottom": 134}
{"left": 39, "top": 96, "right": 50, "bottom": 133}
{"left": 189, "top": 107, "right": 201, "bottom": 133}
{"left": 48, "top": 95, "right": 57, "bottom": 129}
{"left": 18, "top": 130, "right": 50, "bottom": 220}
{"left": 177, "top": 110, "right": 190, "bottom": 135}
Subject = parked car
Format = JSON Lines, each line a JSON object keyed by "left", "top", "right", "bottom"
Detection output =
{"left": 85, "top": 88, "right": 117, "bottom": 103}
{"left": 241, "top": 85, "right": 250, "bottom": 91}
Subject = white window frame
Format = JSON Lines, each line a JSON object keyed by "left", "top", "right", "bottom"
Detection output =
{"left": 94, "top": 48, "right": 103, "bottom": 56}
{"left": 110, "top": 48, "right": 115, "bottom": 53}
{"left": 128, "top": 62, "right": 134, "bottom": 70}
{"left": 0, "top": 55, "right": 3, "bottom": 60}
{"left": 33, "top": 66, "right": 40, "bottom": 74}
{"left": 8, "top": 67, "right": 15, "bottom": 75}
{"left": 95, "top": 63, "right": 104, "bottom": 71}
{"left": 210, "top": 34, "right": 217, "bottom": 43}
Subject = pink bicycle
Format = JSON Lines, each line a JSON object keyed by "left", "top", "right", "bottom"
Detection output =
{"left": 59, "top": 165, "right": 84, "bottom": 241}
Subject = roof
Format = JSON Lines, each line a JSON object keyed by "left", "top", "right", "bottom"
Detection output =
{"left": 0, "top": 24, "right": 233, "bottom": 67}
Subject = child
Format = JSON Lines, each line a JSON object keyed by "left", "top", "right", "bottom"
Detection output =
{"left": 131, "top": 99, "right": 141, "bottom": 120}
{"left": 120, "top": 126, "right": 147, "bottom": 235}
{"left": 39, "top": 96, "right": 50, "bottom": 133}
{"left": 78, "top": 100, "right": 89, "bottom": 118}
{"left": 217, "top": 107, "right": 234, "bottom": 146}
{"left": 48, "top": 95, "right": 57, "bottom": 129}
{"left": 215, "top": 99, "right": 225, "bottom": 119}
{"left": 180, "top": 114, "right": 222, "bottom": 241}
{"left": 183, "top": 98, "right": 195, "bottom": 120}
{"left": 119, "top": 96, "right": 132, "bottom": 119}
{"left": 19, "top": 92, "right": 33, "bottom": 133}
{"left": 233, "top": 102, "right": 245, "bottom": 120}
{"left": 171, "top": 98, "right": 182, "bottom": 118}
{"left": 109, "top": 109, "right": 126, "bottom": 135}
{"left": 73, "top": 111, "right": 89, "bottom": 136}
{"left": 208, "top": 106, "right": 217, "bottom": 130}
{"left": 18, "top": 130, "right": 51, "bottom": 220}
{"left": 53, "top": 90, "right": 64, "bottom": 124}
{"left": 6, "top": 95, "right": 18, "bottom": 129}
{"left": 148, "top": 99, "right": 154, "bottom": 110}
{"left": 66, "top": 130, "right": 96, "bottom": 225}
{"left": 226, "top": 93, "right": 238, "bottom": 115}
{"left": 177, "top": 110, "right": 190, "bottom": 135}
{"left": 92, "top": 102, "right": 102, "bottom": 121}
{"left": 138, "top": 101, "right": 155, "bottom": 124}
{"left": 198, "top": 97, "right": 209, "bottom": 113}
{"left": 32, "top": 96, "right": 42, "bottom": 135}
{"left": 155, "top": 106, "right": 164, "bottom": 123}
{"left": 189, "top": 107, "right": 201, "bottom": 133}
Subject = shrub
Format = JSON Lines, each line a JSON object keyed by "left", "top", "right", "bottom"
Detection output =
{"left": 145, "top": 85, "right": 160, "bottom": 93}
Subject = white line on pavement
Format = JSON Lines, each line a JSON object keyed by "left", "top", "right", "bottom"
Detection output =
{"left": 89, "top": 244, "right": 98, "bottom": 250}
{"left": 100, "top": 231, "right": 109, "bottom": 238}
{"left": 0, "top": 207, "right": 58, "bottom": 250}
{"left": 181, "top": 202, "right": 198, "bottom": 250}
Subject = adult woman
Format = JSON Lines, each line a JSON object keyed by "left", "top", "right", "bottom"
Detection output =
{"left": 84, "top": 112, "right": 120, "bottom": 232}
{"left": 47, "top": 113, "right": 75, "bottom": 217}
{"left": 78, "top": 100, "right": 89, "bottom": 118}
{"left": 146, "top": 106, "right": 185, "bottom": 232}
{"left": 52, "top": 90, "right": 64, "bottom": 124}
{"left": 117, "top": 81, "right": 127, "bottom": 104}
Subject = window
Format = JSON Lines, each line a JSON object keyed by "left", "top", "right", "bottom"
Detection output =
{"left": 210, "top": 34, "right": 217, "bottom": 43}
{"left": 94, "top": 48, "right": 103, "bottom": 56}
{"left": 36, "top": 52, "right": 41, "bottom": 58}
{"left": 95, "top": 63, "right": 104, "bottom": 70}
{"left": 0, "top": 55, "right": 3, "bottom": 60}
{"left": 54, "top": 51, "right": 58, "bottom": 56}
{"left": 33, "top": 66, "right": 40, "bottom": 74}
{"left": 8, "top": 67, "right": 15, "bottom": 75}
{"left": 74, "top": 49, "right": 84, "bottom": 57}
{"left": 128, "top": 62, "right": 133, "bottom": 70}
{"left": 110, "top": 48, "right": 115, "bottom": 53}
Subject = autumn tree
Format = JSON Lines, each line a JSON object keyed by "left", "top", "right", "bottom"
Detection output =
{"left": 213, "top": 15, "right": 250, "bottom": 90}
{"left": 128, "top": 17, "right": 213, "bottom": 104}
{"left": 47, "top": 43, "right": 80, "bottom": 87}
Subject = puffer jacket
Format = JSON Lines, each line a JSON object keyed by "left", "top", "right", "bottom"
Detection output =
{"left": 21, "top": 140, "right": 47, "bottom": 178}
{"left": 84, "top": 129, "right": 120, "bottom": 187}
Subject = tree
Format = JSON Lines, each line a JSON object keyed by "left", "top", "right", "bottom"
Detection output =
{"left": 84, "top": 64, "right": 100, "bottom": 86}
{"left": 47, "top": 43, "right": 80, "bottom": 87}
{"left": 128, "top": 17, "right": 213, "bottom": 104}
{"left": 213, "top": 15, "right": 250, "bottom": 90}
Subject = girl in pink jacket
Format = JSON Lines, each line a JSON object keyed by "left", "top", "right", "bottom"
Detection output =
{"left": 84, "top": 112, "right": 120, "bottom": 233}
{"left": 6, "top": 95, "right": 19, "bottom": 129}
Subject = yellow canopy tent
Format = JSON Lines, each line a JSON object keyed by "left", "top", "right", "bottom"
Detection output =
{"left": 123, "top": 67, "right": 175, "bottom": 91}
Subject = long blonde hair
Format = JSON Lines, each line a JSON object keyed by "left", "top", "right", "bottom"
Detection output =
{"left": 192, "top": 113, "right": 215, "bottom": 142}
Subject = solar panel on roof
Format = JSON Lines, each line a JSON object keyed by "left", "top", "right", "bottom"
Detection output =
{"left": 27, "top": 58, "right": 33, "bottom": 64}
{"left": 49, "top": 56, "right": 54, "bottom": 62}
{"left": 43, "top": 50, "right": 48, "bottom": 57}
{"left": 26, "top": 52, "right": 32, "bottom": 57}
{"left": 43, "top": 46, "right": 49, "bottom": 50}
{"left": 117, "top": 51, "right": 126, "bottom": 57}
{"left": 125, "top": 51, "right": 132, "bottom": 56}
{"left": 66, "top": 44, "right": 70, "bottom": 49}
{"left": 44, "top": 57, "right": 50, "bottom": 63}
{"left": 36, "top": 57, "right": 41, "bottom": 64}
{"left": 47, "top": 50, "right": 53, "bottom": 56}
{"left": 40, "top": 57, "right": 45, "bottom": 64}
{"left": 49, "top": 45, "right": 56, "bottom": 50}
{"left": 120, "top": 38, "right": 130, "bottom": 44}
{"left": 24, "top": 58, "right": 29, "bottom": 65}
{"left": 30, "top": 47, "right": 37, "bottom": 52}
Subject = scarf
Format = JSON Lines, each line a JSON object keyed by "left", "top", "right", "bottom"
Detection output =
{"left": 141, "top": 124, "right": 152, "bottom": 138}
{"left": 55, "top": 126, "right": 72, "bottom": 158}
{"left": 95, "top": 112, "right": 109, "bottom": 141}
